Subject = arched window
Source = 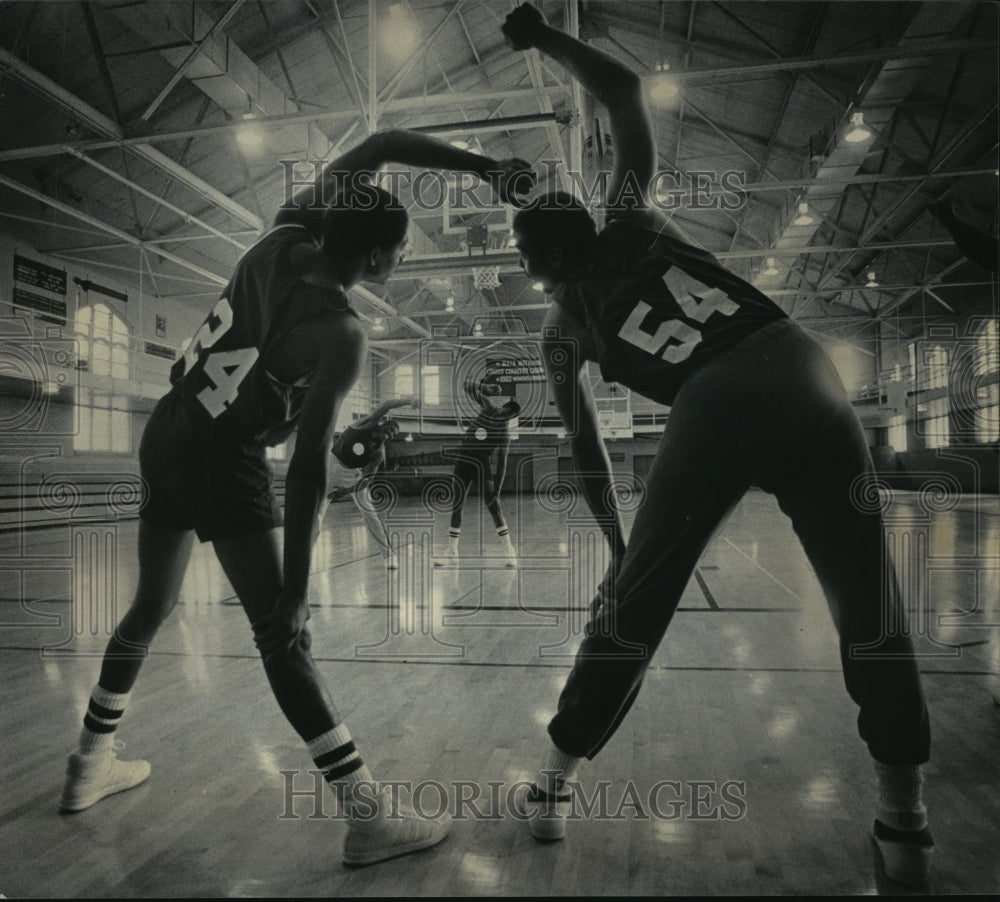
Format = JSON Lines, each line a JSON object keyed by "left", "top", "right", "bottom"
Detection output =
{"left": 974, "top": 321, "right": 998, "bottom": 443}
{"left": 74, "top": 303, "right": 132, "bottom": 452}
{"left": 76, "top": 303, "right": 130, "bottom": 379}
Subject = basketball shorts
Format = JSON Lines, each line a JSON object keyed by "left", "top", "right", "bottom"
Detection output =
{"left": 138, "top": 390, "right": 283, "bottom": 542}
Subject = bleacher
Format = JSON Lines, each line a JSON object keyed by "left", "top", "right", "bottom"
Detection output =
{"left": 0, "top": 458, "right": 145, "bottom": 534}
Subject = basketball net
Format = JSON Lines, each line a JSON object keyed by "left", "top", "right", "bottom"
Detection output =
{"left": 472, "top": 265, "right": 501, "bottom": 291}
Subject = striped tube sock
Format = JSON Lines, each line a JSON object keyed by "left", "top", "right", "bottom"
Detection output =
{"left": 537, "top": 745, "right": 580, "bottom": 796}
{"left": 874, "top": 761, "right": 928, "bottom": 831}
{"left": 448, "top": 528, "right": 460, "bottom": 553}
{"left": 497, "top": 525, "right": 515, "bottom": 553}
{"left": 308, "top": 724, "right": 374, "bottom": 814}
{"left": 78, "top": 685, "right": 131, "bottom": 754}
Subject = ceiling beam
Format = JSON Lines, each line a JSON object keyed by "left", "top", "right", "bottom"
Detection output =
{"left": 0, "top": 46, "right": 264, "bottom": 231}
{"left": 0, "top": 87, "right": 574, "bottom": 164}
{"left": 589, "top": 13, "right": 995, "bottom": 83}
{"left": 62, "top": 147, "right": 249, "bottom": 251}
{"left": 0, "top": 173, "right": 228, "bottom": 286}
{"left": 139, "top": 0, "right": 250, "bottom": 122}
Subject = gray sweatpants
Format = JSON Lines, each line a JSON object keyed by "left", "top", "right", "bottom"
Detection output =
{"left": 548, "top": 319, "right": 931, "bottom": 766}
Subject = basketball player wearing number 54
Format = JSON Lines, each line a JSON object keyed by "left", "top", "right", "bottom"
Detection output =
{"left": 57, "top": 127, "right": 532, "bottom": 867}
{"left": 502, "top": 3, "right": 932, "bottom": 887}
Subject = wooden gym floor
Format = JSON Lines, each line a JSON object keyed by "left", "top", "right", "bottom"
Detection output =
{"left": 1, "top": 488, "right": 998, "bottom": 897}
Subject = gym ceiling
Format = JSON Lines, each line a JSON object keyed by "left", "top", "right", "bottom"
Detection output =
{"left": 0, "top": 0, "right": 996, "bottom": 358}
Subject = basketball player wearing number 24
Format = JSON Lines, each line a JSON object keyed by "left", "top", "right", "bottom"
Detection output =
{"left": 58, "top": 128, "right": 533, "bottom": 867}
{"left": 503, "top": 3, "right": 932, "bottom": 887}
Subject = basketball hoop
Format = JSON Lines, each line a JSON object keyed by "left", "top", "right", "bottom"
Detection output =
{"left": 597, "top": 403, "right": 633, "bottom": 439}
{"left": 472, "top": 265, "right": 501, "bottom": 291}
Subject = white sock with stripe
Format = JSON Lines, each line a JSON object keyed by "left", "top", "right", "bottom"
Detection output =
{"left": 78, "top": 685, "right": 131, "bottom": 754}
{"left": 497, "top": 525, "right": 515, "bottom": 554}
{"left": 308, "top": 724, "right": 375, "bottom": 816}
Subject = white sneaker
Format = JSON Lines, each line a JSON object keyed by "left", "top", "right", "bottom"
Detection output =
{"left": 59, "top": 744, "right": 151, "bottom": 813}
{"left": 512, "top": 781, "right": 572, "bottom": 841}
{"left": 433, "top": 546, "right": 458, "bottom": 568}
{"left": 342, "top": 787, "right": 451, "bottom": 866}
{"left": 872, "top": 818, "right": 934, "bottom": 886}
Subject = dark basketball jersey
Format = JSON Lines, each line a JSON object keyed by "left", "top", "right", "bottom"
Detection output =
{"left": 169, "top": 223, "right": 355, "bottom": 445}
{"left": 460, "top": 392, "right": 520, "bottom": 469}
{"left": 552, "top": 217, "right": 787, "bottom": 406}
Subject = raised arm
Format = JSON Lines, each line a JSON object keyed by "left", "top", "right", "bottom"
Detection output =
{"left": 276, "top": 128, "right": 533, "bottom": 233}
{"left": 352, "top": 396, "right": 418, "bottom": 432}
{"left": 542, "top": 303, "right": 626, "bottom": 561}
{"left": 502, "top": 3, "right": 655, "bottom": 213}
{"left": 253, "top": 316, "right": 366, "bottom": 658}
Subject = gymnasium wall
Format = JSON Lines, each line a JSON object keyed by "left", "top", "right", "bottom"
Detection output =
{"left": 2, "top": 230, "right": 996, "bottom": 524}
{"left": 0, "top": 231, "right": 381, "bottom": 531}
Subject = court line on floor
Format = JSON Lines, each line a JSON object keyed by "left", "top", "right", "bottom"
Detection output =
{"left": 1, "top": 644, "right": 992, "bottom": 677}
{"left": 720, "top": 537, "right": 806, "bottom": 604}
{"left": 0, "top": 599, "right": 800, "bottom": 614}
{"left": 0, "top": 597, "right": 800, "bottom": 613}
{"left": 693, "top": 568, "right": 720, "bottom": 610}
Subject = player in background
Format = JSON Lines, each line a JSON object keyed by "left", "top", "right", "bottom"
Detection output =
{"left": 502, "top": 3, "right": 932, "bottom": 887}
{"left": 440, "top": 379, "right": 521, "bottom": 566}
{"left": 327, "top": 398, "right": 420, "bottom": 569}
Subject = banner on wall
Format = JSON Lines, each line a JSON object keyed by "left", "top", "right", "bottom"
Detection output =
{"left": 484, "top": 355, "right": 545, "bottom": 385}
{"left": 144, "top": 341, "right": 175, "bottom": 360}
{"left": 13, "top": 254, "right": 67, "bottom": 323}
{"left": 14, "top": 254, "right": 66, "bottom": 294}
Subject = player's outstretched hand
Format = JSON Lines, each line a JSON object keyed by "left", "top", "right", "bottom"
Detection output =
{"left": 592, "top": 550, "right": 624, "bottom": 620}
{"left": 253, "top": 591, "right": 311, "bottom": 660}
{"left": 502, "top": 2, "right": 548, "bottom": 51}
{"left": 493, "top": 157, "right": 537, "bottom": 207}
{"left": 380, "top": 397, "right": 417, "bottom": 414}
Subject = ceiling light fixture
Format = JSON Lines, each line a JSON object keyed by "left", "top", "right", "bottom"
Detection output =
{"left": 381, "top": 3, "right": 421, "bottom": 61}
{"left": 844, "top": 111, "right": 872, "bottom": 144}
{"left": 235, "top": 94, "right": 265, "bottom": 150}
{"left": 235, "top": 122, "right": 265, "bottom": 150}
{"left": 865, "top": 271, "right": 879, "bottom": 288}
{"left": 241, "top": 93, "right": 256, "bottom": 120}
{"left": 794, "top": 202, "right": 815, "bottom": 226}
{"left": 373, "top": 317, "right": 385, "bottom": 332}
{"left": 648, "top": 73, "right": 679, "bottom": 105}
{"left": 762, "top": 257, "right": 779, "bottom": 276}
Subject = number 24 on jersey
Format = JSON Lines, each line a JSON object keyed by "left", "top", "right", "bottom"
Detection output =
{"left": 179, "top": 297, "right": 258, "bottom": 418}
